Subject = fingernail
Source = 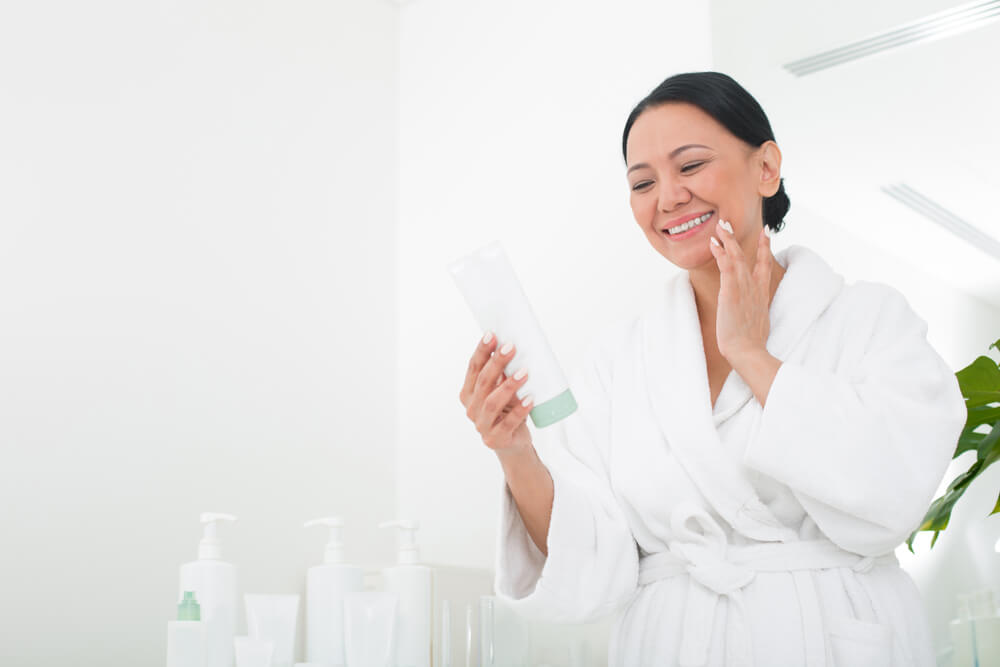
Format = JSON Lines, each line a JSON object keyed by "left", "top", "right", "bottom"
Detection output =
{"left": 710, "top": 236, "right": 720, "bottom": 247}
{"left": 500, "top": 342, "right": 513, "bottom": 355}
{"left": 718, "top": 220, "right": 734, "bottom": 234}
{"left": 522, "top": 395, "right": 534, "bottom": 407}
{"left": 513, "top": 367, "right": 528, "bottom": 381}
{"left": 482, "top": 331, "right": 494, "bottom": 344}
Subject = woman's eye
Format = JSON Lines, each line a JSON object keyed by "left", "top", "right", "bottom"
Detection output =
{"left": 681, "top": 162, "right": 704, "bottom": 173}
{"left": 632, "top": 181, "right": 653, "bottom": 191}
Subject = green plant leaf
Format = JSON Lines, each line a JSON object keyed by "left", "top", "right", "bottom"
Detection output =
{"left": 965, "top": 391, "right": 1000, "bottom": 409}
{"left": 911, "top": 340, "right": 1000, "bottom": 552}
{"left": 982, "top": 429, "right": 1000, "bottom": 470}
{"left": 944, "top": 460, "right": 983, "bottom": 493}
{"left": 966, "top": 406, "right": 1000, "bottom": 431}
{"left": 955, "top": 430, "right": 985, "bottom": 457}
{"left": 956, "top": 356, "right": 1000, "bottom": 394}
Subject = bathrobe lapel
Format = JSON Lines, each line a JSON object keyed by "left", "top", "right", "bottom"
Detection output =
{"left": 641, "top": 245, "right": 844, "bottom": 542}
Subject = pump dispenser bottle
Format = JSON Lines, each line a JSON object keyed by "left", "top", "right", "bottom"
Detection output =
{"left": 180, "top": 512, "right": 238, "bottom": 667}
{"left": 304, "top": 517, "right": 363, "bottom": 666}
{"left": 379, "top": 520, "right": 432, "bottom": 667}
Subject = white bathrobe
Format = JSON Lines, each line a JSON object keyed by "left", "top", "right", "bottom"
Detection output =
{"left": 494, "top": 245, "right": 966, "bottom": 666}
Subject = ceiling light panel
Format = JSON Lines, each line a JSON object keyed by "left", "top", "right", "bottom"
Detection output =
{"left": 881, "top": 182, "right": 1000, "bottom": 262}
{"left": 784, "top": 0, "right": 1000, "bottom": 76}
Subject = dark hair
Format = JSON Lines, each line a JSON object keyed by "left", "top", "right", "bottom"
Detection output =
{"left": 622, "top": 71, "right": 789, "bottom": 233}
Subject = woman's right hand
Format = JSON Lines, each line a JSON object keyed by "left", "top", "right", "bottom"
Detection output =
{"left": 459, "top": 332, "right": 534, "bottom": 455}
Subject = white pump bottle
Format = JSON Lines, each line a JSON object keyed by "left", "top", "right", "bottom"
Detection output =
{"left": 304, "top": 517, "right": 363, "bottom": 666}
{"left": 380, "top": 519, "right": 432, "bottom": 667}
{"left": 179, "top": 512, "right": 238, "bottom": 667}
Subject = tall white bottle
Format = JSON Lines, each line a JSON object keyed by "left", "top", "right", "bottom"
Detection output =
{"left": 180, "top": 512, "right": 238, "bottom": 667}
{"left": 304, "top": 517, "right": 363, "bottom": 666}
{"left": 380, "top": 520, "right": 432, "bottom": 667}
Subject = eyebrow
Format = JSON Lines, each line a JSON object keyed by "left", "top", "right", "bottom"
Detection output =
{"left": 626, "top": 144, "right": 712, "bottom": 174}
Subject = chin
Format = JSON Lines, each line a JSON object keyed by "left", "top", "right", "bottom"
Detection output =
{"left": 652, "top": 243, "right": 713, "bottom": 271}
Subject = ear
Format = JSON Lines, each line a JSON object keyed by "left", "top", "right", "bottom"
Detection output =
{"left": 757, "top": 141, "right": 782, "bottom": 198}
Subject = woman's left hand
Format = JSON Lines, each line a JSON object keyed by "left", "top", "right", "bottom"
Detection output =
{"left": 708, "top": 220, "right": 774, "bottom": 364}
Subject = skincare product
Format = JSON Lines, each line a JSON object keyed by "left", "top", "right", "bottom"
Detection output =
{"left": 379, "top": 520, "right": 432, "bottom": 667}
{"left": 465, "top": 604, "right": 473, "bottom": 667}
{"left": 449, "top": 241, "right": 577, "bottom": 427}
{"left": 343, "top": 592, "right": 397, "bottom": 667}
{"left": 179, "top": 513, "right": 238, "bottom": 667}
{"left": 440, "top": 600, "right": 451, "bottom": 667}
{"left": 971, "top": 589, "right": 1000, "bottom": 665}
{"left": 245, "top": 594, "right": 299, "bottom": 667}
{"left": 233, "top": 636, "right": 273, "bottom": 667}
{"left": 167, "top": 591, "right": 207, "bottom": 667}
{"left": 304, "top": 516, "right": 363, "bottom": 666}
{"left": 479, "top": 595, "right": 529, "bottom": 667}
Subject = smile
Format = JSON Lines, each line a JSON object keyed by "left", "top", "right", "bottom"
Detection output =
{"left": 665, "top": 211, "right": 714, "bottom": 236}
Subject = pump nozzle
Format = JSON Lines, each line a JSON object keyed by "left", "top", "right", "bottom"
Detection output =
{"left": 304, "top": 516, "right": 346, "bottom": 565}
{"left": 177, "top": 591, "right": 201, "bottom": 621}
{"left": 379, "top": 519, "right": 421, "bottom": 565}
{"left": 198, "top": 512, "right": 237, "bottom": 560}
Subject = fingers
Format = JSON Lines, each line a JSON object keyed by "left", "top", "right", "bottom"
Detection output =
{"left": 489, "top": 393, "right": 535, "bottom": 445}
{"left": 755, "top": 227, "right": 774, "bottom": 287}
{"left": 476, "top": 368, "right": 531, "bottom": 442}
{"left": 715, "top": 219, "right": 744, "bottom": 261}
{"left": 463, "top": 336, "right": 519, "bottom": 422}
{"left": 460, "top": 332, "right": 497, "bottom": 405}
{"left": 708, "top": 232, "right": 727, "bottom": 269}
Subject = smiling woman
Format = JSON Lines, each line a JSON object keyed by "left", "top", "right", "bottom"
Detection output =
{"left": 462, "top": 71, "right": 967, "bottom": 666}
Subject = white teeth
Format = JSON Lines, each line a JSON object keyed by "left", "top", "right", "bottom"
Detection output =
{"left": 667, "top": 212, "right": 713, "bottom": 235}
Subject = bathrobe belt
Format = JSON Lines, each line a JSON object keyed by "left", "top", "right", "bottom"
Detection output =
{"left": 636, "top": 506, "right": 898, "bottom": 667}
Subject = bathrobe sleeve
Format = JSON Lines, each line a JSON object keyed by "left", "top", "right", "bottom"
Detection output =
{"left": 494, "top": 328, "right": 639, "bottom": 623}
{"left": 743, "top": 283, "right": 967, "bottom": 556}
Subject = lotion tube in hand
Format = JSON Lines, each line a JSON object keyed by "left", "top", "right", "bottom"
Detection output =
{"left": 449, "top": 241, "right": 577, "bottom": 427}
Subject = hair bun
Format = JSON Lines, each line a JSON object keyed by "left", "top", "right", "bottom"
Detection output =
{"left": 763, "top": 178, "right": 789, "bottom": 233}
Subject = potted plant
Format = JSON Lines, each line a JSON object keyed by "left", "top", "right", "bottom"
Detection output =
{"left": 907, "top": 339, "right": 1000, "bottom": 551}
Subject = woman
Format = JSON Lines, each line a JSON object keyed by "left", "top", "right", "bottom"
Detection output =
{"left": 458, "top": 72, "right": 965, "bottom": 666}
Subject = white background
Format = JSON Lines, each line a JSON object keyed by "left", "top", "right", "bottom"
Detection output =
{"left": 2, "top": 0, "right": 999, "bottom": 664}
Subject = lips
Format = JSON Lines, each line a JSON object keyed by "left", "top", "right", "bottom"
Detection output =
{"left": 664, "top": 210, "right": 713, "bottom": 231}
{"left": 663, "top": 210, "right": 715, "bottom": 237}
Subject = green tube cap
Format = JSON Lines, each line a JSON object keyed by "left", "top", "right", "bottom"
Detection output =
{"left": 177, "top": 591, "right": 201, "bottom": 621}
{"left": 529, "top": 389, "right": 578, "bottom": 428}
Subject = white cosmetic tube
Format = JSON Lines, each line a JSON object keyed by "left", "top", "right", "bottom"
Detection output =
{"left": 245, "top": 594, "right": 299, "bottom": 667}
{"left": 233, "top": 637, "right": 273, "bottom": 667}
{"left": 343, "top": 592, "right": 397, "bottom": 667}
{"left": 449, "top": 241, "right": 577, "bottom": 427}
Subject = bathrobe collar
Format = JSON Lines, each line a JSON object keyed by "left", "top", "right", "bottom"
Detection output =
{"left": 641, "top": 245, "right": 845, "bottom": 541}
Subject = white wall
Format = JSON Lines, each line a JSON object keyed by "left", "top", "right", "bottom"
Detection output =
{"left": 0, "top": 1, "right": 398, "bottom": 664}
{"left": 397, "top": 0, "right": 713, "bottom": 568}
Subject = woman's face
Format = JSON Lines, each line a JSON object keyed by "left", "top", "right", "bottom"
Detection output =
{"left": 625, "top": 102, "right": 778, "bottom": 271}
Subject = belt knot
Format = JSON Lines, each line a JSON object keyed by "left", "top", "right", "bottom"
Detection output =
{"left": 667, "top": 503, "right": 756, "bottom": 596}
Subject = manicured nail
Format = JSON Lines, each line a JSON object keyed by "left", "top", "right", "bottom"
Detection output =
{"left": 500, "top": 342, "right": 513, "bottom": 355}
{"left": 710, "top": 236, "right": 721, "bottom": 247}
{"left": 718, "top": 220, "right": 734, "bottom": 234}
{"left": 513, "top": 368, "right": 528, "bottom": 381}
{"left": 522, "top": 395, "right": 534, "bottom": 407}
{"left": 482, "top": 331, "right": 494, "bottom": 344}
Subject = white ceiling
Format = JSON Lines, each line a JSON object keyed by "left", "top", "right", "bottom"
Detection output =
{"left": 711, "top": 0, "right": 1000, "bottom": 307}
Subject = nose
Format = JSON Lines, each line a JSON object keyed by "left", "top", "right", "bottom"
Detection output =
{"left": 657, "top": 175, "right": 690, "bottom": 213}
